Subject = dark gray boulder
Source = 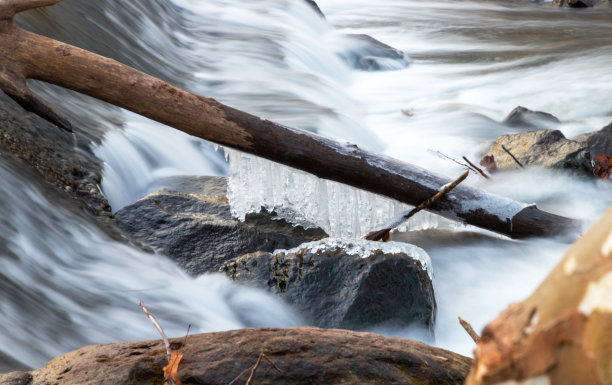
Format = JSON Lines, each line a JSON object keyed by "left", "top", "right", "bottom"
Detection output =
{"left": 336, "top": 34, "right": 409, "bottom": 71}
{"left": 222, "top": 238, "right": 435, "bottom": 331}
{"left": 574, "top": 121, "right": 612, "bottom": 157}
{"left": 502, "top": 106, "right": 561, "bottom": 130}
{"left": 115, "top": 175, "right": 327, "bottom": 275}
{"left": 486, "top": 129, "right": 592, "bottom": 174}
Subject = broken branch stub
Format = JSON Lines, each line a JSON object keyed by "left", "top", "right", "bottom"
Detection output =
{"left": 0, "top": 0, "right": 580, "bottom": 239}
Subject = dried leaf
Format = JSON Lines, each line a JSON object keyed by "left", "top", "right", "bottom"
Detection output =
{"left": 480, "top": 155, "right": 497, "bottom": 173}
{"left": 164, "top": 350, "right": 184, "bottom": 385}
{"left": 594, "top": 153, "right": 611, "bottom": 179}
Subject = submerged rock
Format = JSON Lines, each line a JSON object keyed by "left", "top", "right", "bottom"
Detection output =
{"left": 486, "top": 129, "right": 592, "bottom": 174}
{"left": 0, "top": 327, "right": 472, "bottom": 385}
{"left": 553, "top": 0, "right": 611, "bottom": 7}
{"left": 335, "top": 34, "right": 410, "bottom": 71}
{"left": 502, "top": 106, "right": 561, "bottom": 130}
{"left": 115, "top": 175, "right": 327, "bottom": 275}
{"left": 0, "top": 91, "right": 110, "bottom": 217}
{"left": 222, "top": 238, "right": 435, "bottom": 331}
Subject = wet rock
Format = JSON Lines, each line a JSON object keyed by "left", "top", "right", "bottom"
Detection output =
{"left": 0, "top": 327, "right": 472, "bottom": 385}
{"left": 304, "top": 0, "right": 325, "bottom": 17}
{"left": 222, "top": 238, "right": 435, "bottom": 331}
{"left": 115, "top": 175, "right": 327, "bottom": 275}
{"left": 336, "top": 34, "right": 409, "bottom": 71}
{"left": 486, "top": 129, "right": 592, "bottom": 174}
{"left": 573, "top": 121, "right": 612, "bottom": 157}
{"left": 553, "top": 0, "right": 611, "bottom": 7}
{"left": 0, "top": 91, "right": 111, "bottom": 217}
{"left": 502, "top": 106, "right": 561, "bottom": 130}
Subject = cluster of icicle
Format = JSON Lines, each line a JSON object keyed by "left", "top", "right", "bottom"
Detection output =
{"left": 224, "top": 148, "right": 447, "bottom": 238}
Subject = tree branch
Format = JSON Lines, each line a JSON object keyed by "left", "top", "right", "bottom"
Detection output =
{"left": 0, "top": 1, "right": 580, "bottom": 239}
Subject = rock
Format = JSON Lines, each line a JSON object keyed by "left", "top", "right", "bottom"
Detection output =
{"left": 222, "top": 238, "right": 435, "bottom": 331}
{"left": 465, "top": 204, "right": 612, "bottom": 385}
{"left": 0, "top": 327, "right": 472, "bottom": 385}
{"left": 304, "top": 0, "right": 325, "bottom": 17}
{"left": 0, "top": 91, "right": 111, "bottom": 217}
{"left": 486, "top": 129, "right": 592, "bottom": 174}
{"left": 573, "top": 121, "right": 612, "bottom": 157}
{"left": 115, "top": 175, "right": 327, "bottom": 275}
{"left": 553, "top": 0, "right": 611, "bottom": 7}
{"left": 335, "top": 34, "right": 409, "bottom": 71}
{"left": 502, "top": 106, "right": 561, "bottom": 130}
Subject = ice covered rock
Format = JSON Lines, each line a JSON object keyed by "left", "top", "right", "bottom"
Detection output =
{"left": 115, "top": 175, "right": 327, "bottom": 275}
{"left": 225, "top": 148, "right": 445, "bottom": 238}
{"left": 221, "top": 238, "right": 436, "bottom": 331}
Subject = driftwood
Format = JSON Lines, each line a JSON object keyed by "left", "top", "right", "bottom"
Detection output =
{"left": 0, "top": 0, "right": 579, "bottom": 239}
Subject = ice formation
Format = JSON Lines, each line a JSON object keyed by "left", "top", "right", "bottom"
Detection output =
{"left": 274, "top": 237, "right": 433, "bottom": 279}
{"left": 225, "top": 148, "right": 452, "bottom": 238}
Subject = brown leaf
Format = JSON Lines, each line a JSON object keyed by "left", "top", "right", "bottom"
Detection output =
{"left": 365, "top": 228, "right": 391, "bottom": 242}
{"left": 594, "top": 153, "right": 611, "bottom": 179}
{"left": 480, "top": 155, "right": 497, "bottom": 173}
{"left": 164, "top": 350, "right": 184, "bottom": 385}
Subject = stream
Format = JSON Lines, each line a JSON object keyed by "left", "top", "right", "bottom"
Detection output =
{"left": 1, "top": 0, "right": 612, "bottom": 371}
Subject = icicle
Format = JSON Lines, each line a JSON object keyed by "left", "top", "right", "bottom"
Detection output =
{"left": 225, "top": 148, "right": 449, "bottom": 237}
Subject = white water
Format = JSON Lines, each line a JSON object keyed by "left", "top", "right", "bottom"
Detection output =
{"left": 2, "top": 0, "right": 612, "bottom": 371}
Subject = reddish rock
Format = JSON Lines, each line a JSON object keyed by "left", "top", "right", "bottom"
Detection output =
{"left": 1, "top": 327, "right": 472, "bottom": 385}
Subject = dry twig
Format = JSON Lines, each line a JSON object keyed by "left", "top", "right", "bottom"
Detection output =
{"left": 462, "top": 156, "right": 490, "bottom": 180}
{"left": 229, "top": 353, "right": 283, "bottom": 385}
{"left": 501, "top": 145, "right": 524, "bottom": 169}
{"left": 458, "top": 316, "right": 480, "bottom": 343}
{"left": 365, "top": 170, "right": 469, "bottom": 241}
{"left": 139, "top": 300, "right": 171, "bottom": 363}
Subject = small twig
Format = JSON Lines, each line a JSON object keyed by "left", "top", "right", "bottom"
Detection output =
{"left": 501, "top": 145, "right": 524, "bottom": 169}
{"left": 238, "top": 353, "right": 283, "bottom": 385}
{"left": 462, "top": 156, "right": 490, "bottom": 180}
{"left": 458, "top": 316, "right": 480, "bottom": 343}
{"left": 365, "top": 170, "right": 469, "bottom": 241}
{"left": 430, "top": 150, "right": 477, "bottom": 173}
{"left": 140, "top": 301, "right": 172, "bottom": 363}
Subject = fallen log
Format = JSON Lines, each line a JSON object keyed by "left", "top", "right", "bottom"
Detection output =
{"left": 0, "top": 0, "right": 580, "bottom": 239}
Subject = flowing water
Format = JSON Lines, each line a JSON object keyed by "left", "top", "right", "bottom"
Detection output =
{"left": 2, "top": 0, "right": 612, "bottom": 371}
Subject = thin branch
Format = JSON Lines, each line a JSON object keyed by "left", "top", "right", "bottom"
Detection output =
{"left": 462, "top": 156, "right": 489, "bottom": 180}
{"left": 458, "top": 316, "right": 480, "bottom": 343}
{"left": 139, "top": 300, "right": 172, "bottom": 363}
{"left": 0, "top": 0, "right": 62, "bottom": 19}
{"left": 501, "top": 145, "right": 524, "bottom": 169}
{"left": 365, "top": 170, "right": 469, "bottom": 241}
{"left": 430, "top": 150, "right": 477, "bottom": 173}
{"left": 245, "top": 353, "right": 282, "bottom": 385}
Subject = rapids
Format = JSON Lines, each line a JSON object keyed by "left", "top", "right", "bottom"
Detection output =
{"left": 1, "top": 0, "right": 612, "bottom": 370}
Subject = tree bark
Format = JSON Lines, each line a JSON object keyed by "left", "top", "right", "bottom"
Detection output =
{"left": 465, "top": 205, "right": 612, "bottom": 385}
{"left": 0, "top": 0, "right": 580, "bottom": 239}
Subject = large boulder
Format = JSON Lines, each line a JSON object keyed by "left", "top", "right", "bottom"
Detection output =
{"left": 502, "top": 106, "right": 561, "bottom": 130}
{"left": 222, "top": 238, "right": 435, "bottom": 331}
{"left": 574, "top": 121, "right": 612, "bottom": 158}
{"left": 115, "top": 175, "right": 327, "bottom": 275}
{"left": 486, "top": 129, "right": 592, "bottom": 174}
{"left": 0, "top": 327, "right": 472, "bottom": 385}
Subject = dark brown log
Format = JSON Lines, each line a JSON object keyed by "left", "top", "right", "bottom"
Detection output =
{"left": 0, "top": 0, "right": 580, "bottom": 239}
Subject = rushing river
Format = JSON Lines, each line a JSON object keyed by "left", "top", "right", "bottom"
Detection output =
{"left": 2, "top": 0, "right": 612, "bottom": 371}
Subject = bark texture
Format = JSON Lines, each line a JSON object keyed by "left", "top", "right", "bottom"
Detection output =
{"left": 0, "top": 0, "right": 579, "bottom": 239}
{"left": 466, "top": 205, "right": 612, "bottom": 385}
